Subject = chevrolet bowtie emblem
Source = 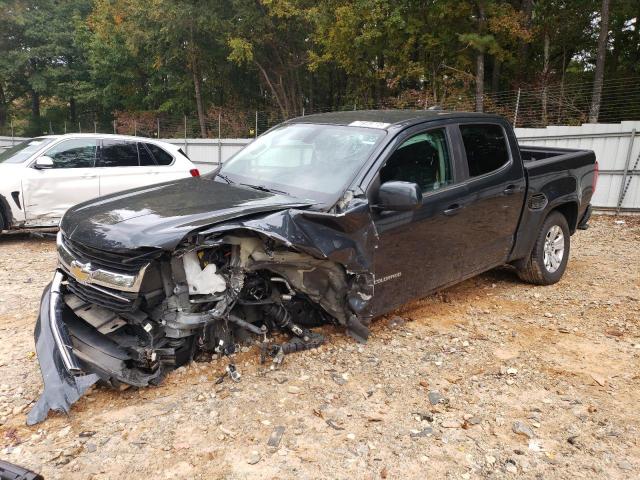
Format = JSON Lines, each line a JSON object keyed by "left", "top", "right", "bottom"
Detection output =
{"left": 69, "top": 260, "right": 93, "bottom": 284}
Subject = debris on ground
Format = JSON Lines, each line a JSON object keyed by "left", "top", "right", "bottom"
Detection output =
{"left": 0, "top": 217, "right": 638, "bottom": 478}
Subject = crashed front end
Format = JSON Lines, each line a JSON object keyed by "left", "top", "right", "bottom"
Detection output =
{"left": 28, "top": 206, "right": 376, "bottom": 425}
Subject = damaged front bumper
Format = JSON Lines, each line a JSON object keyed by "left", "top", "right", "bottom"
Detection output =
{"left": 27, "top": 272, "right": 99, "bottom": 425}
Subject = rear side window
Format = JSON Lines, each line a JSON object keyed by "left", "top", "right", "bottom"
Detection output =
{"left": 145, "top": 143, "right": 174, "bottom": 166}
{"left": 99, "top": 140, "right": 139, "bottom": 167}
{"left": 138, "top": 143, "right": 156, "bottom": 166}
{"left": 460, "top": 124, "right": 509, "bottom": 177}
{"left": 45, "top": 139, "right": 97, "bottom": 168}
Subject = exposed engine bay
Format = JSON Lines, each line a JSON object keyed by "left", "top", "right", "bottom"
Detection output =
{"left": 64, "top": 234, "right": 347, "bottom": 388}
{"left": 28, "top": 199, "right": 377, "bottom": 425}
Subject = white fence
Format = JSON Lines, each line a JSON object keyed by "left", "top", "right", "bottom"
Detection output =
{"left": 2, "top": 122, "right": 639, "bottom": 211}
{"left": 515, "top": 122, "right": 640, "bottom": 212}
{"left": 161, "top": 138, "right": 251, "bottom": 173}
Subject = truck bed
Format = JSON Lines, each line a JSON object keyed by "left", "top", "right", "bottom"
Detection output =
{"left": 518, "top": 144, "right": 596, "bottom": 178}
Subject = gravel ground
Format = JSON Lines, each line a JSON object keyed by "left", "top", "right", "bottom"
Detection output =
{"left": 0, "top": 215, "right": 639, "bottom": 479}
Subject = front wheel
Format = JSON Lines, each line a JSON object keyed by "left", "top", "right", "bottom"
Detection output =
{"left": 517, "top": 211, "right": 570, "bottom": 285}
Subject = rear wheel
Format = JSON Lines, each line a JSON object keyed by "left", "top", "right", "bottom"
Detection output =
{"left": 517, "top": 211, "right": 570, "bottom": 285}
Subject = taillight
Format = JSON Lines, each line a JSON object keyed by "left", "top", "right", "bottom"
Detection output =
{"left": 190, "top": 168, "right": 200, "bottom": 177}
{"left": 592, "top": 161, "right": 599, "bottom": 193}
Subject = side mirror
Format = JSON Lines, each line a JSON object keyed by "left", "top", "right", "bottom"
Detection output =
{"left": 377, "top": 181, "right": 422, "bottom": 211}
{"left": 34, "top": 156, "right": 54, "bottom": 169}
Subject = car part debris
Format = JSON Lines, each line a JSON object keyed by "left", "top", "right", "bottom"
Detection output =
{"left": 0, "top": 460, "right": 44, "bottom": 480}
{"left": 267, "top": 426, "right": 286, "bottom": 448}
{"left": 226, "top": 363, "right": 241, "bottom": 382}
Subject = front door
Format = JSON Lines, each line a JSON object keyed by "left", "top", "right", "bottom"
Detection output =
{"left": 371, "top": 126, "right": 468, "bottom": 315}
{"left": 22, "top": 138, "right": 99, "bottom": 225}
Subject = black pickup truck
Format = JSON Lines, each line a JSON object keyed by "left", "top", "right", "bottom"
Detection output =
{"left": 28, "top": 111, "right": 597, "bottom": 424}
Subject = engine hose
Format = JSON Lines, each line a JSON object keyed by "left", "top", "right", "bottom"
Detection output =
{"left": 227, "top": 314, "right": 266, "bottom": 336}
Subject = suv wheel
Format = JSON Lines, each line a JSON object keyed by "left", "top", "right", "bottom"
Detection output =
{"left": 517, "top": 211, "right": 570, "bottom": 285}
{"left": 0, "top": 209, "right": 7, "bottom": 232}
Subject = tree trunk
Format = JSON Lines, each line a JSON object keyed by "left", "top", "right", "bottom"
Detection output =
{"left": 475, "top": 53, "right": 484, "bottom": 112}
{"left": 0, "top": 84, "right": 6, "bottom": 129}
{"left": 69, "top": 97, "right": 77, "bottom": 123}
{"left": 541, "top": 32, "right": 550, "bottom": 125}
{"left": 31, "top": 90, "right": 40, "bottom": 119}
{"left": 475, "top": 1, "right": 486, "bottom": 112}
{"left": 188, "top": 21, "right": 207, "bottom": 138}
{"left": 517, "top": 0, "right": 534, "bottom": 80}
{"left": 491, "top": 58, "right": 501, "bottom": 92}
{"left": 589, "top": 0, "right": 610, "bottom": 123}
{"left": 254, "top": 60, "right": 288, "bottom": 118}
{"left": 192, "top": 66, "right": 207, "bottom": 138}
{"left": 557, "top": 48, "right": 566, "bottom": 123}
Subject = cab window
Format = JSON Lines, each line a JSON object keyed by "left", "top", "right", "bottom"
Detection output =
{"left": 380, "top": 128, "right": 452, "bottom": 192}
{"left": 45, "top": 139, "right": 97, "bottom": 168}
{"left": 459, "top": 124, "right": 510, "bottom": 177}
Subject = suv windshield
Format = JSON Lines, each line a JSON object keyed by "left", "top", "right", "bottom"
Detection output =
{"left": 0, "top": 138, "right": 55, "bottom": 164}
{"left": 218, "top": 123, "right": 385, "bottom": 201}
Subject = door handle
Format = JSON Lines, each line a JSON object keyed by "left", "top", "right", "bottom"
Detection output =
{"left": 443, "top": 203, "right": 463, "bottom": 216}
{"left": 82, "top": 174, "right": 97, "bottom": 179}
{"left": 503, "top": 185, "right": 517, "bottom": 195}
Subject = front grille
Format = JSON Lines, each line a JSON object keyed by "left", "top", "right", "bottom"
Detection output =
{"left": 66, "top": 276, "right": 140, "bottom": 313}
{"left": 62, "top": 235, "right": 156, "bottom": 275}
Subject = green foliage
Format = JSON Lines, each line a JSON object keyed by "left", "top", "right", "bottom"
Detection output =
{"left": 0, "top": 0, "right": 638, "bottom": 134}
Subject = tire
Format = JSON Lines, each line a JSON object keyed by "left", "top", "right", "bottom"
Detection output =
{"left": 517, "top": 211, "right": 570, "bottom": 285}
{"left": 0, "top": 208, "right": 7, "bottom": 232}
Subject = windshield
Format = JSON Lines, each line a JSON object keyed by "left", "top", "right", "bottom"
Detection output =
{"left": 0, "top": 138, "right": 55, "bottom": 164}
{"left": 218, "top": 123, "right": 386, "bottom": 201}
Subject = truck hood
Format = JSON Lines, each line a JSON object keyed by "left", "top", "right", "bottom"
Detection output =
{"left": 60, "top": 177, "right": 314, "bottom": 251}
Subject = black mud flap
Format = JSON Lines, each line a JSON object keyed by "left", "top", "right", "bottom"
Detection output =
{"left": 27, "top": 283, "right": 99, "bottom": 426}
{"left": 577, "top": 204, "right": 593, "bottom": 230}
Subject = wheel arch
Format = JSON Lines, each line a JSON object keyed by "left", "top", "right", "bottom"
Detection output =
{"left": 549, "top": 201, "right": 579, "bottom": 234}
{"left": 0, "top": 193, "right": 13, "bottom": 230}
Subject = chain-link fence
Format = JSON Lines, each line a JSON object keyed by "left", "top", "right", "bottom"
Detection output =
{"left": 2, "top": 76, "right": 640, "bottom": 139}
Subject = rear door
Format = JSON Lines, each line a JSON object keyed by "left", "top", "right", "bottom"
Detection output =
{"left": 97, "top": 139, "right": 151, "bottom": 195}
{"left": 453, "top": 122, "right": 526, "bottom": 274}
{"left": 139, "top": 142, "right": 185, "bottom": 182}
{"left": 22, "top": 138, "right": 99, "bottom": 225}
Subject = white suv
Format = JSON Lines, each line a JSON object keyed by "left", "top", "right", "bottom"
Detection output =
{"left": 0, "top": 134, "right": 198, "bottom": 232}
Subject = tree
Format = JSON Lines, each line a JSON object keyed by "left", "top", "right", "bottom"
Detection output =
{"left": 589, "top": 0, "right": 611, "bottom": 123}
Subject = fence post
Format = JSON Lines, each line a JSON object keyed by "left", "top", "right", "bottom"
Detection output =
{"left": 113, "top": 120, "right": 116, "bottom": 134}
{"left": 134, "top": 120, "right": 137, "bottom": 137}
{"left": 255, "top": 111, "right": 258, "bottom": 138}
{"left": 64, "top": 121, "right": 67, "bottom": 134}
{"left": 94, "top": 121, "right": 97, "bottom": 134}
{"left": 11, "top": 120, "right": 14, "bottom": 145}
{"left": 218, "top": 113, "right": 222, "bottom": 165}
{"left": 157, "top": 118, "right": 160, "bottom": 139}
{"left": 184, "top": 115, "right": 188, "bottom": 155}
{"left": 78, "top": 122, "right": 82, "bottom": 133}
{"left": 617, "top": 128, "right": 637, "bottom": 213}
{"left": 513, "top": 88, "right": 521, "bottom": 128}
{"left": 302, "top": 107, "right": 305, "bottom": 117}
{"left": 49, "top": 121, "right": 53, "bottom": 134}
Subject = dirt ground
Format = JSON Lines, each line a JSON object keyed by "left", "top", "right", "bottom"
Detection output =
{"left": 0, "top": 215, "right": 638, "bottom": 480}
